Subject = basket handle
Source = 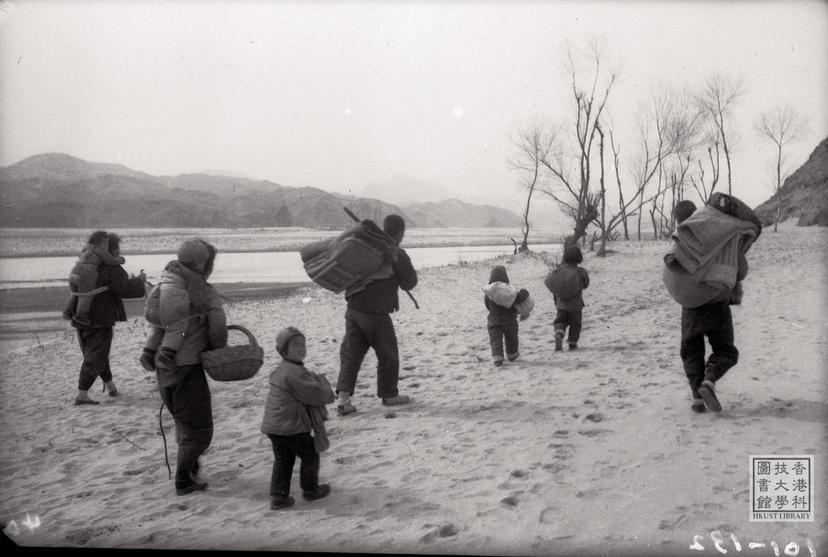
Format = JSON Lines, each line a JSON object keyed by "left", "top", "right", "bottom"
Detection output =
{"left": 227, "top": 324, "right": 259, "bottom": 350}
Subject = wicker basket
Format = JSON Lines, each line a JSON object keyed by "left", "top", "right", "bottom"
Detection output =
{"left": 201, "top": 325, "right": 264, "bottom": 381}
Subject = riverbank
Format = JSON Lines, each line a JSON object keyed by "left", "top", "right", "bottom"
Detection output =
{"left": 0, "top": 282, "right": 306, "bottom": 354}
{"left": 0, "top": 224, "right": 825, "bottom": 554}
{"left": 0, "top": 226, "right": 564, "bottom": 258}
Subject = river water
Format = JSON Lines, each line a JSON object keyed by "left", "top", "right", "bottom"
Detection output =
{"left": 0, "top": 243, "right": 561, "bottom": 290}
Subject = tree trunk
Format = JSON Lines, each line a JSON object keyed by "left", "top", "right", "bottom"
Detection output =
{"left": 774, "top": 142, "right": 782, "bottom": 233}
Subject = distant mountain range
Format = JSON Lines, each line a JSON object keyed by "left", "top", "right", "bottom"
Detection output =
{"left": 753, "top": 136, "right": 828, "bottom": 227}
{"left": 0, "top": 153, "right": 522, "bottom": 229}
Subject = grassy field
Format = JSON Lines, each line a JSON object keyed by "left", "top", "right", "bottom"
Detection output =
{"left": 0, "top": 227, "right": 563, "bottom": 257}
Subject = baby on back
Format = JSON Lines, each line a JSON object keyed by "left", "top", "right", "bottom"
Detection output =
{"left": 66, "top": 230, "right": 126, "bottom": 326}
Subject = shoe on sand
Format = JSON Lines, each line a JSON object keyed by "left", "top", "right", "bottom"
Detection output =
{"left": 554, "top": 332, "right": 564, "bottom": 351}
{"left": 270, "top": 494, "right": 295, "bottom": 510}
{"left": 698, "top": 380, "right": 722, "bottom": 413}
{"left": 302, "top": 484, "right": 331, "bottom": 501}
{"left": 382, "top": 395, "right": 411, "bottom": 406}
{"left": 176, "top": 480, "right": 208, "bottom": 496}
{"left": 74, "top": 397, "right": 100, "bottom": 406}
{"left": 336, "top": 401, "right": 357, "bottom": 416}
{"left": 691, "top": 399, "right": 706, "bottom": 413}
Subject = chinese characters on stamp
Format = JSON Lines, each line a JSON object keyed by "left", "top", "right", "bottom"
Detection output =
{"left": 750, "top": 455, "right": 814, "bottom": 522}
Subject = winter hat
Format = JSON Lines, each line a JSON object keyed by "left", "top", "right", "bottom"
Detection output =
{"left": 276, "top": 327, "right": 304, "bottom": 357}
{"left": 673, "top": 200, "right": 697, "bottom": 224}
{"left": 489, "top": 265, "right": 509, "bottom": 284}
{"left": 177, "top": 238, "right": 211, "bottom": 272}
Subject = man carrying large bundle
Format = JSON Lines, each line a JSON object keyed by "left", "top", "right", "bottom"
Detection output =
{"left": 334, "top": 214, "right": 418, "bottom": 416}
{"left": 663, "top": 193, "right": 762, "bottom": 413}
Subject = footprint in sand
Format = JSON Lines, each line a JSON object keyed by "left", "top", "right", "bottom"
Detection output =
{"left": 419, "top": 523, "right": 459, "bottom": 543}
{"left": 539, "top": 506, "right": 559, "bottom": 524}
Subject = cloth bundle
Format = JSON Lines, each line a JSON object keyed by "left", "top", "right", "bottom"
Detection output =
{"left": 663, "top": 195, "right": 761, "bottom": 308}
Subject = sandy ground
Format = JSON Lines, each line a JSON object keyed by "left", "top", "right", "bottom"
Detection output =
{"left": 0, "top": 224, "right": 826, "bottom": 556}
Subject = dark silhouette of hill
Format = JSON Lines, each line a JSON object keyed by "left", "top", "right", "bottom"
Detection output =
{"left": 0, "top": 153, "right": 520, "bottom": 229}
{"left": 404, "top": 199, "right": 521, "bottom": 227}
{"left": 754, "top": 136, "right": 828, "bottom": 227}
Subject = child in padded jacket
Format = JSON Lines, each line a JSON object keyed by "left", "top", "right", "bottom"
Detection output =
{"left": 483, "top": 265, "right": 530, "bottom": 366}
{"left": 551, "top": 245, "right": 590, "bottom": 351}
{"left": 139, "top": 239, "right": 213, "bottom": 373}
{"left": 67, "top": 230, "right": 126, "bottom": 326}
{"left": 261, "top": 327, "right": 335, "bottom": 510}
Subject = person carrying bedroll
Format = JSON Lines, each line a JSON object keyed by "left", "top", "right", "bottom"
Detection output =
{"left": 335, "top": 214, "right": 418, "bottom": 416}
{"left": 663, "top": 193, "right": 761, "bottom": 414}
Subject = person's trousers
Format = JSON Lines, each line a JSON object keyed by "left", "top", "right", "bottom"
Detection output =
{"left": 157, "top": 364, "right": 214, "bottom": 488}
{"left": 268, "top": 432, "right": 320, "bottom": 497}
{"left": 553, "top": 309, "right": 583, "bottom": 345}
{"left": 488, "top": 320, "right": 519, "bottom": 361}
{"left": 337, "top": 309, "right": 399, "bottom": 398}
{"left": 76, "top": 327, "right": 114, "bottom": 391}
{"left": 680, "top": 301, "right": 739, "bottom": 396}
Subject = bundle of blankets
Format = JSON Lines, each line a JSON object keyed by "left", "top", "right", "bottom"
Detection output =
{"left": 663, "top": 193, "right": 762, "bottom": 308}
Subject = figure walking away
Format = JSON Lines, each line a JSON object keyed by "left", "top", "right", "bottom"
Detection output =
{"left": 546, "top": 245, "right": 590, "bottom": 351}
{"left": 482, "top": 265, "right": 531, "bottom": 366}
{"left": 335, "top": 214, "right": 418, "bottom": 416}
{"left": 663, "top": 196, "right": 761, "bottom": 413}
{"left": 154, "top": 238, "right": 227, "bottom": 495}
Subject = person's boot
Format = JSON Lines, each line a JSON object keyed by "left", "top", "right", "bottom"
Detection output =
{"left": 382, "top": 394, "right": 411, "bottom": 406}
{"left": 175, "top": 470, "right": 208, "bottom": 495}
{"left": 302, "top": 484, "right": 331, "bottom": 501}
{"left": 74, "top": 389, "right": 99, "bottom": 406}
{"left": 139, "top": 348, "right": 157, "bottom": 371}
{"left": 176, "top": 480, "right": 208, "bottom": 496}
{"left": 698, "top": 379, "right": 722, "bottom": 413}
{"left": 104, "top": 380, "right": 119, "bottom": 397}
{"left": 270, "top": 494, "right": 295, "bottom": 510}
{"left": 336, "top": 393, "right": 357, "bottom": 416}
{"left": 554, "top": 331, "right": 564, "bottom": 351}
{"left": 691, "top": 398, "right": 706, "bottom": 413}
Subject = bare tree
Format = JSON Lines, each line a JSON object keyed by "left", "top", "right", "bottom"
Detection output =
{"left": 509, "top": 123, "right": 555, "bottom": 251}
{"left": 696, "top": 72, "right": 745, "bottom": 195}
{"left": 538, "top": 41, "right": 615, "bottom": 248}
{"left": 689, "top": 131, "right": 721, "bottom": 203}
{"left": 754, "top": 104, "right": 809, "bottom": 232}
{"left": 628, "top": 86, "right": 700, "bottom": 239}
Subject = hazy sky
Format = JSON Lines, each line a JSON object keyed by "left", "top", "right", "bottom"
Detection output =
{"left": 0, "top": 0, "right": 826, "bottom": 209}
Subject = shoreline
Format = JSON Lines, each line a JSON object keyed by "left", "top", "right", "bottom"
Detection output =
{"left": 0, "top": 239, "right": 546, "bottom": 259}
{"left": 0, "top": 281, "right": 309, "bottom": 316}
{"left": 0, "top": 282, "right": 309, "bottom": 353}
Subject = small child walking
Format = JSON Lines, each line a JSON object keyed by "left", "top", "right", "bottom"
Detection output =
{"left": 546, "top": 245, "right": 590, "bottom": 351}
{"left": 261, "top": 327, "right": 335, "bottom": 510}
{"left": 67, "top": 230, "right": 126, "bottom": 326}
{"left": 483, "top": 265, "right": 531, "bottom": 366}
